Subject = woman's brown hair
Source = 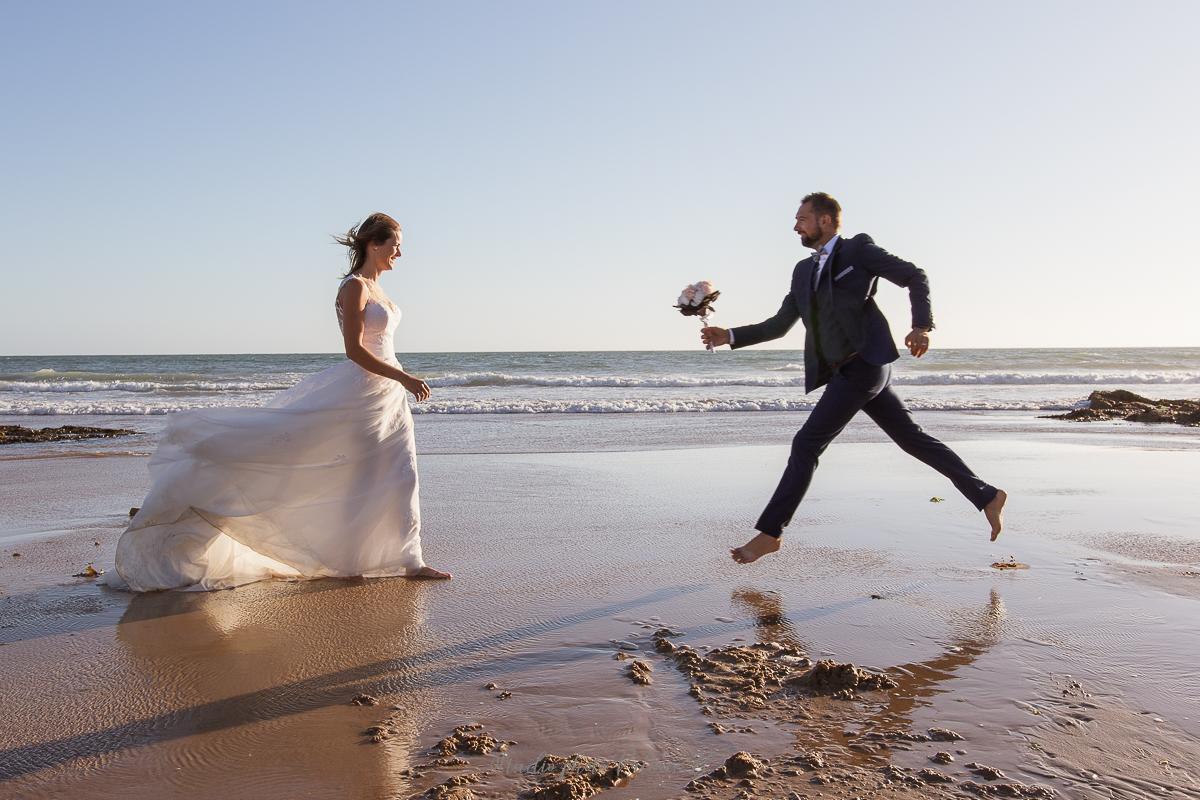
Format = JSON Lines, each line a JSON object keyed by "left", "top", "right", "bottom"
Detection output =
{"left": 334, "top": 212, "right": 400, "bottom": 277}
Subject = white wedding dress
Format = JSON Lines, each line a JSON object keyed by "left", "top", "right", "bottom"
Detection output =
{"left": 115, "top": 275, "right": 426, "bottom": 591}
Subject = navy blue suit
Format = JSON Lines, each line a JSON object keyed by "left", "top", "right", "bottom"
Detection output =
{"left": 730, "top": 233, "right": 997, "bottom": 537}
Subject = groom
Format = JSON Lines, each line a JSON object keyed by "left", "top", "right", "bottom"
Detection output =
{"left": 701, "top": 192, "right": 1006, "bottom": 564}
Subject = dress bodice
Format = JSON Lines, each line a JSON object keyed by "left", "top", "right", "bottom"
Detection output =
{"left": 336, "top": 275, "right": 400, "bottom": 360}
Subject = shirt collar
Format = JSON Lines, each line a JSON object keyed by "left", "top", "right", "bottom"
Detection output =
{"left": 815, "top": 234, "right": 840, "bottom": 260}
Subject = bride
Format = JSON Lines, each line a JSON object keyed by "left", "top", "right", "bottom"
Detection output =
{"left": 115, "top": 213, "right": 452, "bottom": 591}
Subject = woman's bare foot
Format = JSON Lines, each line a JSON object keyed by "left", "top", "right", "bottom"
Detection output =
{"left": 409, "top": 565, "right": 453, "bottom": 580}
{"left": 730, "top": 533, "right": 781, "bottom": 564}
{"left": 984, "top": 490, "right": 1007, "bottom": 541}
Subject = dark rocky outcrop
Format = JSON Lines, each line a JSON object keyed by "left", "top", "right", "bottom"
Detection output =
{"left": 1046, "top": 390, "right": 1200, "bottom": 426}
{"left": 0, "top": 425, "right": 137, "bottom": 445}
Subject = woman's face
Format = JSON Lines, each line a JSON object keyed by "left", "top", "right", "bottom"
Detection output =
{"left": 370, "top": 229, "right": 403, "bottom": 271}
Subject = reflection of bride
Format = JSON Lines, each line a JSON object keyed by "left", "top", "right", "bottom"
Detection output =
{"left": 114, "top": 581, "right": 428, "bottom": 793}
{"left": 115, "top": 213, "right": 451, "bottom": 591}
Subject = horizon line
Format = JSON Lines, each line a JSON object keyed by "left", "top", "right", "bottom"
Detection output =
{"left": 3, "top": 345, "right": 1199, "bottom": 359}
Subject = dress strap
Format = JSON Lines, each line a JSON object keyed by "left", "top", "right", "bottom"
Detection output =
{"left": 335, "top": 275, "right": 365, "bottom": 326}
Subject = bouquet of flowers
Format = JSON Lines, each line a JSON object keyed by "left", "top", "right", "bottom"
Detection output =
{"left": 675, "top": 280, "right": 720, "bottom": 351}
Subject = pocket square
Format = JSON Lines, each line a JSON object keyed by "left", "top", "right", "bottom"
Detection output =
{"left": 833, "top": 266, "right": 854, "bottom": 281}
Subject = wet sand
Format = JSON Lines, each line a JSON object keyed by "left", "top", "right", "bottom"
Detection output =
{"left": 2, "top": 438, "right": 1199, "bottom": 798}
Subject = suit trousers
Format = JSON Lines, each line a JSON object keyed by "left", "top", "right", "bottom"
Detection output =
{"left": 755, "top": 358, "right": 998, "bottom": 537}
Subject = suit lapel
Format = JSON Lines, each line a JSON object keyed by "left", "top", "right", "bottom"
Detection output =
{"left": 825, "top": 236, "right": 844, "bottom": 274}
{"left": 815, "top": 237, "right": 845, "bottom": 300}
{"left": 797, "top": 255, "right": 814, "bottom": 308}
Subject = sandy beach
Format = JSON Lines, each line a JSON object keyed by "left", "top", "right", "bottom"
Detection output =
{"left": 2, "top": 418, "right": 1199, "bottom": 799}
{"left": 6, "top": 0, "right": 1200, "bottom": 790}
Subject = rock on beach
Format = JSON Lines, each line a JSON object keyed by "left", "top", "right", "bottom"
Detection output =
{"left": 1046, "top": 390, "right": 1200, "bottom": 426}
{"left": 0, "top": 425, "right": 137, "bottom": 445}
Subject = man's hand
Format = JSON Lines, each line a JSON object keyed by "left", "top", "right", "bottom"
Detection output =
{"left": 905, "top": 328, "right": 931, "bottom": 358}
{"left": 701, "top": 327, "right": 730, "bottom": 348}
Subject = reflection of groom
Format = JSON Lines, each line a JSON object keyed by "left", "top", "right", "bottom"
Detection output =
{"left": 702, "top": 192, "right": 1006, "bottom": 564}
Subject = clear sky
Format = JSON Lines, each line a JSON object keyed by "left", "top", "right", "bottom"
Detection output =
{"left": 2, "top": 1, "right": 1197, "bottom": 355}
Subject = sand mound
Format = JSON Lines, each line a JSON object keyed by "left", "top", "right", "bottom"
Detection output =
{"left": 787, "top": 659, "right": 899, "bottom": 699}
{"left": 626, "top": 659, "right": 653, "bottom": 685}
{"left": 437, "top": 724, "right": 510, "bottom": 756}
{"left": 425, "top": 773, "right": 483, "bottom": 799}
{"left": 522, "top": 753, "right": 645, "bottom": 799}
{"left": 667, "top": 639, "right": 813, "bottom": 713}
{"left": 961, "top": 780, "right": 1057, "bottom": 797}
{"left": 720, "top": 750, "right": 766, "bottom": 778}
{"left": 928, "top": 727, "right": 965, "bottom": 742}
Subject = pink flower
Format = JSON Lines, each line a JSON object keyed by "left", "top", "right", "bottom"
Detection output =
{"left": 675, "top": 281, "right": 719, "bottom": 309}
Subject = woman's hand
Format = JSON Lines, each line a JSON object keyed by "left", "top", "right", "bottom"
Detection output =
{"left": 400, "top": 374, "right": 431, "bottom": 401}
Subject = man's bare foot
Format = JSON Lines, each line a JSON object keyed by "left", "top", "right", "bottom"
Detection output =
{"left": 409, "top": 565, "right": 453, "bottom": 580}
{"left": 984, "top": 489, "right": 1007, "bottom": 541}
{"left": 730, "top": 533, "right": 781, "bottom": 564}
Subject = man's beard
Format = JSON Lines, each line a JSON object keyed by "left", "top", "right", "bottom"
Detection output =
{"left": 800, "top": 232, "right": 818, "bottom": 248}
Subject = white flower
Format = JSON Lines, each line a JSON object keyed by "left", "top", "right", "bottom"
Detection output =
{"left": 677, "top": 281, "right": 718, "bottom": 307}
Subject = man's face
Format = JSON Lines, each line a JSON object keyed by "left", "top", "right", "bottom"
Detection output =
{"left": 794, "top": 203, "right": 831, "bottom": 249}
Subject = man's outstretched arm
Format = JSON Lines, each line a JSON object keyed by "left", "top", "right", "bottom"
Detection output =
{"left": 702, "top": 294, "right": 800, "bottom": 350}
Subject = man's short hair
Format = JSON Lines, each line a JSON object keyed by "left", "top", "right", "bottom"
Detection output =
{"left": 802, "top": 192, "right": 841, "bottom": 226}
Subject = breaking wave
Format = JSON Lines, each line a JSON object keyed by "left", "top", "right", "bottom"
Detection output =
{"left": 0, "top": 397, "right": 1077, "bottom": 416}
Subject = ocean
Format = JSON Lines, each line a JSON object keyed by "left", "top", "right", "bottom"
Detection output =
{"left": 4, "top": 348, "right": 1199, "bottom": 416}
{"left": 2, "top": 348, "right": 1199, "bottom": 458}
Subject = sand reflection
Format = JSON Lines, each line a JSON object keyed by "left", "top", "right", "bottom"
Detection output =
{"left": 731, "top": 588, "right": 813, "bottom": 654}
{"left": 110, "top": 578, "right": 429, "bottom": 797}
{"left": 829, "top": 587, "right": 1006, "bottom": 744}
{"left": 727, "top": 586, "right": 1007, "bottom": 758}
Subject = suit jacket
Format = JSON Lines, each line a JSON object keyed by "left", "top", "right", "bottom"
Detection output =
{"left": 729, "top": 233, "right": 934, "bottom": 393}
